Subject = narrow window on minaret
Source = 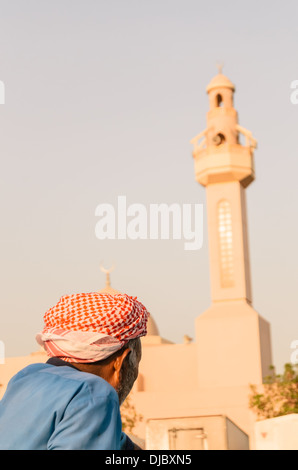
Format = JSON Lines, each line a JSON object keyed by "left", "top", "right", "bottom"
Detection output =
{"left": 218, "top": 200, "right": 234, "bottom": 288}
{"left": 216, "top": 94, "right": 223, "bottom": 107}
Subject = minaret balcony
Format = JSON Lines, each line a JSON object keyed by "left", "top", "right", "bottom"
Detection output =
{"left": 207, "top": 107, "right": 237, "bottom": 119}
{"left": 193, "top": 143, "right": 255, "bottom": 187}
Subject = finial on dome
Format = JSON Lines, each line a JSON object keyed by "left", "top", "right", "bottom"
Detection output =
{"left": 216, "top": 62, "right": 224, "bottom": 75}
{"left": 100, "top": 264, "right": 115, "bottom": 289}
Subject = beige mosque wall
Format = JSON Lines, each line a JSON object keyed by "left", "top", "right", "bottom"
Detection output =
{"left": 137, "top": 342, "right": 198, "bottom": 393}
{"left": 0, "top": 351, "right": 47, "bottom": 400}
{"left": 194, "top": 301, "right": 272, "bottom": 389}
{"left": 131, "top": 384, "right": 257, "bottom": 448}
{"left": 132, "top": 335, "right": 261, "bottom": 447}
{"left": 258, "top": 314, "right": 273, "bottom": 381}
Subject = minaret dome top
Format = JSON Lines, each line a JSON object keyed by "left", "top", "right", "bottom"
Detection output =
{"left": 206, "top": 73, "right": 235, "bottom": 93}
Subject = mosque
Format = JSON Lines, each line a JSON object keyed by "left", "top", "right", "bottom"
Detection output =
{"left": 0, "top": 71, "right": 272, "bottom": 450}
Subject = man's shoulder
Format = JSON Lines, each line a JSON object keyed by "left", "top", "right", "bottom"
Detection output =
{"left": 18, "top": 362, "right": 118, "bottom": 401}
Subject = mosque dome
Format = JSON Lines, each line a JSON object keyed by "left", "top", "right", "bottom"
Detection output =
{"left": 99, "top": 285, "right": 121, "bottom": 295}
{"left": 206, "top": 73, "right": 235, "bottom": 93}
{"left": 98, "top": 266, "right": 121, "bottom": 295}
{"left": 147, "top": 315, "right": 160, "bottom": 336}
{"left": 98, "top": 266, "right": 160, "bottom": 336}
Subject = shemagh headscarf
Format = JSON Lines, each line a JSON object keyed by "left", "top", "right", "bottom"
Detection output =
{"left": 36, "top": 292, "right": 150, "bottom": 363}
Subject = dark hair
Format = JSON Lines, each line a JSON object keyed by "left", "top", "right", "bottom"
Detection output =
{"left": 88, "top": 337, "right": 141, "bottom": 367}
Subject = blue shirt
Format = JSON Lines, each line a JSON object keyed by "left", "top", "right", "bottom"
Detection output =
{"left": 0, "top": 360, "right": 131, "bottom": 450}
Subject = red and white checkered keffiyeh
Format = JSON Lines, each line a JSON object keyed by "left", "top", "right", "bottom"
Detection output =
{"left": 36, "top": 292, "right": 149, "bottom": 363}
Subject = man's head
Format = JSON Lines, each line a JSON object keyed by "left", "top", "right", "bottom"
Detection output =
{"left": 36, "top": 292, "right": 149, "bottom": 403}
{"left": 73, "top": 337, "right": 142, "bottom": 404}
{"left": 115, "top": 338, "right": 142, "bottom": 404}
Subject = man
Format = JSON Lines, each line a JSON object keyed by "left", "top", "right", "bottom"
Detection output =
{"left": 0, "top": 292, "right": 149, "bottom": 450}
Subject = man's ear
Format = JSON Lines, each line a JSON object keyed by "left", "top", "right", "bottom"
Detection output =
{"left": 113, "top": 348, "right": 131, "bottom": 375}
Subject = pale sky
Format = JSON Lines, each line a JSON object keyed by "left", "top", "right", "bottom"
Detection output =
{"left": 0, "top": 0, "right": 297, "bottom": 374}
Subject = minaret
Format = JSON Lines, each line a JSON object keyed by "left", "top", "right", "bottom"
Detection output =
{"left": 191, "top": 70, "right": 272, "bottom": 388}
